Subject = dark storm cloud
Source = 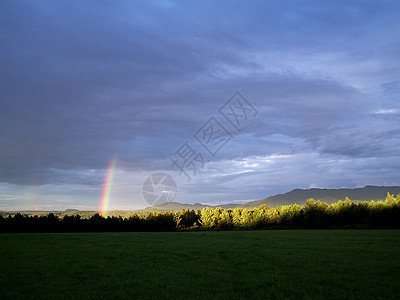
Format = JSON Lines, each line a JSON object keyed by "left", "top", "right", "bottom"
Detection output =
{"left": 0, "top": 0, "right": 400, "bottom": 208}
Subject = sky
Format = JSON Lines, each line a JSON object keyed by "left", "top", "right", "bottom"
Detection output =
{"left": 1, "top": 0, "right": 400, "bottom": 211}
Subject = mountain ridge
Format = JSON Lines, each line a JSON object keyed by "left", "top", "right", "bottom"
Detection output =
{"left": 145, "top": 185, "right": 400, "bottom": 211}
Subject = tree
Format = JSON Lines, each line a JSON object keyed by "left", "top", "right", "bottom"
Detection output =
{"left": 200, "top": 208, "right": 216, "bottom": 229}
{"left": 231, "top": 208, "right": 242, "bottom": 227}
{"left": 303, "top": 198, "right": 328, "bottom": 228}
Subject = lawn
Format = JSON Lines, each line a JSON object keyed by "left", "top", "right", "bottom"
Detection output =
{"left": 0, "top": 230, "right": 399, "bottom": 299}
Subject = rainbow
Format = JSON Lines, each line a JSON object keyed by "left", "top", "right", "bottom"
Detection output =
{"left": 100, "top": 155, "right": 117, "bottom": 218}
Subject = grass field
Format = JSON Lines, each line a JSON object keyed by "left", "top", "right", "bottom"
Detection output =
{"left": 0, "top": 230, "right": 399, "bottom": 299}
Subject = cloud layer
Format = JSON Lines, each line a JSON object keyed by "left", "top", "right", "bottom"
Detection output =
{"left": 1, "top": 0, "right": 400, "bottom": 210}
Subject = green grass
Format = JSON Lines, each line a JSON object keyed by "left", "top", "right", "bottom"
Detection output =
{"left": 0, "top": 230, "right": 399, "bottom": 299}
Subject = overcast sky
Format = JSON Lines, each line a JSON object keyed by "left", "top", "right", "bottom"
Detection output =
{"left": 1, "top": 0, "right": 400, "bottom": 211}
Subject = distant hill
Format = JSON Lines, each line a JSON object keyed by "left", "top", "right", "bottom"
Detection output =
{"left": 145, "top": 185, "right": 400, "bottom": 211}
{"left": 2, "top": 186, "right": 399, "bottom": 215}
{"left": 239, "top": 185, "right": 400, "bottom": 208}
{"left": 140, "top": 202, "right": 209, "bottom": 212}
{"left": 0, "top": 208, "right": 79, "bottom": 216}
{"left": 140, "top": 202, "right": 236, "bottom": 212}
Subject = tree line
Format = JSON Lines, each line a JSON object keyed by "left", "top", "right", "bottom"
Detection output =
{"left": 1, "top": 193, "right": 400, "bottom": 232}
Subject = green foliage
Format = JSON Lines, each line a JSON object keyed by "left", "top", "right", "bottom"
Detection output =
{"left": 200, "top": 208, "right": 216, "bottom": 229}
{"left": 231, "top": 207, "right": 242, "bottom": 227}
{"left": 278, "top": 204, "right": 302, "bottom": 226}
{"left": 175, "top": 209, "right": 200, "bottom": 228}
{"left": 216, "top": 208, "right": 231, "bottom": 229}
{"left": 1, "top": 194, "right": 400, "bottom": 232}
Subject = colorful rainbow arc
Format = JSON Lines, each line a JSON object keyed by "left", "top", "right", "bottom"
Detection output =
{"left": 100, "top": 155, "right": 117, "bottom": 218}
